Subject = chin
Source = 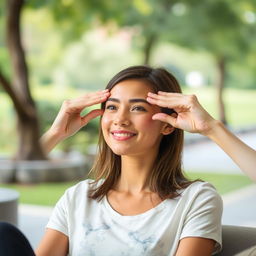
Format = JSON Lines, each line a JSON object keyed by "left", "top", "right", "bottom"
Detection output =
{"left": 109, "top": 145, "right": 135, "bottom": 156}
{"left": 110, "top": 148, "right": 130, "bottom": 156}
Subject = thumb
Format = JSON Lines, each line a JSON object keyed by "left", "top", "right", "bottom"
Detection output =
{"left": 152, "top": 113, "right": 177, "bottom": 127}
{"left": 81, "top": 109, "right": 104, "bottom": 126}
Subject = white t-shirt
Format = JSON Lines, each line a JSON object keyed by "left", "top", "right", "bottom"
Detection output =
{"left": 47, "top": 179, "right": 223, "bottom": 256}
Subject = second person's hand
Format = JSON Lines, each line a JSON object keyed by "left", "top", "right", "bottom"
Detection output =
{"left": 147, "top": 91, "right": 217, "bottom": 135}
{"left": 41, "top": 89, "right": 110, "bottom": 154}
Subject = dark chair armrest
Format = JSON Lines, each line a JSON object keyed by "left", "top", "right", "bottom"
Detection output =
{"left": 216, "top": 225, "right": 256, "bottom": 256}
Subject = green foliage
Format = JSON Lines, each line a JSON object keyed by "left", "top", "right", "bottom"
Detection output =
{"left": 226, "top": 62, "right": 256, "bottom": 89}
{"left": 22, "top": 9, "right": 65, "bottom": 86}
{"left": 25, "top": 0, "right": 131, "bottom": 43}
{"left": 152, "top": 43, "right": 216, "bottom": 87}
{"left": 37, "top": 100, "right": 61, "bottom": 133}
{"left": 51, "top": 28, "right": 139, "bottom": 90}
{"left": 183, "top": 87, "right": 256, "bottom": 125}
{"left": 0, "top": 47, "right": 11, "bottom": 92}
{"left": 164, "top": 0, "right": 250, "bottom": 63}
{"left": 0, "top": 93, "right": 17, "bottom": 154}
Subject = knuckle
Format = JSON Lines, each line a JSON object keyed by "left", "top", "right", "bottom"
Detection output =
{"left": 187, "top": 94, "right": 197, "bottom": 104}
{"left": 62, "top": 99, "right": 72, "bottom": 109}
{"left": 84, "top": 93, "right": 91, "bottom": 97}
{"left": 63, "top": 99, "right": 70, "bottom": 105}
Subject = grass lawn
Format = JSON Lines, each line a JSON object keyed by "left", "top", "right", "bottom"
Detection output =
{"left": 0, "top": 173, "right": 253, "bottom": 206}
{"left": 0, "top": 181, "right": 78, "bottom": 206}
{"left": 186, "top": 172, "right": 253, "bottom": 195}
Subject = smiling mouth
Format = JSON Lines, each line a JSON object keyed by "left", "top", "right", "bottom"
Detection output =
{"left": 111, "top": 132, "right": 136, "bottom": 141}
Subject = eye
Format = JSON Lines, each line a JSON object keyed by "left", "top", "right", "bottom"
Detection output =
{"left": 105, "top": 104, "right": 117, "bottom": 111}
{"left": 131, "top": 106, "right": 146, "bottom": 112}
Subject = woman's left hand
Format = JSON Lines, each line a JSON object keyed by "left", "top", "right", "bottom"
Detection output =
{"left": 147, "top": 91, "right": 216, "bottom": 135}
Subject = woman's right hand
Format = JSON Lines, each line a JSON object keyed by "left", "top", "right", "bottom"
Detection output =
{"left": 147, "top": 92, "right": 217, "bottom": 135}
{"left": 148, "top": 91, "right": 256, "bottom": 182}
{"left": 40, "top": 89, "right": 110, "bottom": 154}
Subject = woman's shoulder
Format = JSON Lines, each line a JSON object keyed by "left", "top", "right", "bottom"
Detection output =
{"left": 64, "top": 179, "right": 104, "bottom": 197}
{"left": 183, "top": 180, "right": 217, "bottom": 192}
{"left": 180, "top": 181, "right": 222, "bottom": 202}
{"left": 173, "top": 181, "right": 223, "bottom": 217}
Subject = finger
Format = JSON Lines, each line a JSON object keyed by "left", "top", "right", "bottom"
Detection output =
{"left": 152, "top": 113, "right": 177, "bottom": 127}
{"left": 81, "top": 109, "right": 104, "bottom": 126}
{"left": 64, "top": 92, "right": 110, "bottom": 113}
{"left": 82, "top": 89, "right": 109, "bottom": 99}
{"left": 148, "top": 91, "right": 182, "bottom": 100}
{"left": 158, "top": 91, "right": 182, "bottom": 96}
{"left": 83, "top": 92, "right": 110, "bottom": 107}
{"left": 146, "top": 96, "right": 172, "bottom": 108}
{"left": 147, "top": 93, "right": 194, "bottom": 110}
{"left": 81, "top": 91, "right": 110, "bottom": 105}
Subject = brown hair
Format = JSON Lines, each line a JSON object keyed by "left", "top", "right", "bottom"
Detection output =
{"left": 88, "top": 65, "right": 194, "bottom": 201}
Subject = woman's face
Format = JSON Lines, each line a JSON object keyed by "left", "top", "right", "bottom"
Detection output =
{"left": 101, "top": 79, "right": 168, "bottom": 157}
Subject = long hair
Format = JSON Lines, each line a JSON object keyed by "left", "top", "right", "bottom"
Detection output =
{"left": 88, "top": 65, "right": 194, "bottom": 201}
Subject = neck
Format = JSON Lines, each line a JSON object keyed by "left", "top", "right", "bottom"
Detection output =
{"left": 115, "top": 152, "right": 157, "bottom": 194}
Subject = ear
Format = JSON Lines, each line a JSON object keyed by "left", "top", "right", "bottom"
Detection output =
{"left": 161, "top": 123, "right": 175, "bottom": 135}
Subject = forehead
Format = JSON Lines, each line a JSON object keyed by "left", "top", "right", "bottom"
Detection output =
{"left": 110, "top": 79, "right": 154, "bottom": 97}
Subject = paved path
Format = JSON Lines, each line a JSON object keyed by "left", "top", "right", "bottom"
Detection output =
{"left": 183, "top": 131, "right": 256, "bottom": 173}
{"left": 19, "top": 204, "right": 52, "bottom": 249}
{"left": 18, "top": 130, "right": 256, "bottom": 249}
{"left": 222, "top": 184, "right": 256, "bottom": 227}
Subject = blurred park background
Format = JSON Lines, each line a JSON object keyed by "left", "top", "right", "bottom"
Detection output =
{"left": 0, "top": 0, "right": 256, "bottom": 209}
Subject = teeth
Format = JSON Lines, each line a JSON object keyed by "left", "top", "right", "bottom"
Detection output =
{"left": 113, "top": 133, "right": 134, "bottom": 137}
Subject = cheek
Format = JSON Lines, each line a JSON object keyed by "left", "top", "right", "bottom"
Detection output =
{"left": 101, "top": 113, "right": 112, "bottom": 135}
{"left": 137, "top": 116, "right": 162, "bottom": 132}
{"left": 144, "top": 116, "right": 155, "bottom": 124}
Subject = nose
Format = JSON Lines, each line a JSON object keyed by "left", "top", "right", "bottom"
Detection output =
{"left": 113, "top": 108, "right": 130, "bottom": 126}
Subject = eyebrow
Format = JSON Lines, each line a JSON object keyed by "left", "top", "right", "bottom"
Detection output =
{"left": 107, "top": 98, "right": 151, "bottom": 105}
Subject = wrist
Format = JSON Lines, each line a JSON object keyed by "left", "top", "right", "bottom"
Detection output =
{"left": 201, "top": 119, "right": 223, "bottom": 138}
{"left": 40, "top": 129, "right": 66, "bottom": 153}
{"left": 203, "top": 119, "right": 225, "bottom": 139}
{"left": 42, "top": 129, "right": 62, "bottom": 143}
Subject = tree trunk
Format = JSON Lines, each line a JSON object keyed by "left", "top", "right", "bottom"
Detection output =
{"left": 143, "top": 33, "right": 157, "bottom": 65}
{"left": 5, "top": 0, "right": 47, "bottom": 160}
{"left": 216, "top": 56, "right": 227, "bottom": 125}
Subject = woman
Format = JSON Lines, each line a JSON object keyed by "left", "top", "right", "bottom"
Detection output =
{"left": 37, "top": 66, "right": 222, "bottom": 256}
{"left": 1, "top": 66, "right": 223, "bottom": 256}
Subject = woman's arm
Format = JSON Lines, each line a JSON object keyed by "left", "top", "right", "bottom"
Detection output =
{"left": 175, "top": 237, "right": 215, "bottom": 256}
{"left": 147, "top": 92, "right": 256, "bottom": 181}
{"left": 40, "top": 90, "right": 110, "bottom": 154}
{"left": 35, "top": 229, "right": 68, "bottom": 256}
{"left": 205, "top": 120, "right": 256, "bottom": 181}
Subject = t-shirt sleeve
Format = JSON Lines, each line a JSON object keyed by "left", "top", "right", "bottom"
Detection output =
{"left": 180, "top": 182, "right": 223, "bottom": 254}
{"left": 46, "top": 192, "right": 69, "bottom": 236}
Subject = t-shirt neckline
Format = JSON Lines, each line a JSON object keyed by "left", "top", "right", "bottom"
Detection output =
{"left": 103, "top": 195, "right": 168, "bottom": 220}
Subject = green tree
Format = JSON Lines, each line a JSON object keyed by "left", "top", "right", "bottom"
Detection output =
{"left": 119, "top": 0, "right": 255, "bottom": 124}
{"left": 168, "top": 0, "right": 255, "bottom": 124}
{"left": 120, "top": 0, "right": 181, "bottom": 65}
{"left": 0, "top": 0, "right": 46, "bottom": 160}
{"left": 0, "top": 0, "right": 130, "bottom": 160}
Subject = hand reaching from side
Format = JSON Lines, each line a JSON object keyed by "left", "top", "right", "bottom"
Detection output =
{"left": 147, "top": 91, "right": 216, "bottom": 135}
{"left": 147, "top": 91, "right": 256, "bottom": 182}
{"left": 40, "top": 90, "right": 110, "bottom": 154}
